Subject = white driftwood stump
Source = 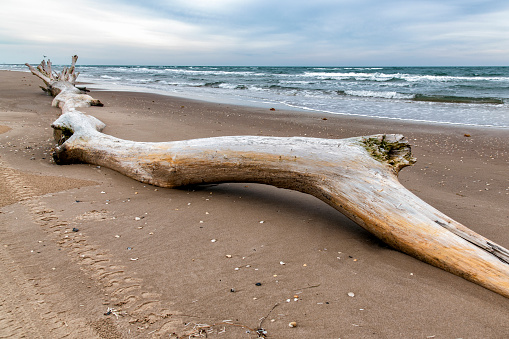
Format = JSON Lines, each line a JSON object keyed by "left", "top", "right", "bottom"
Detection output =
{"left": 27, "top": 56, "right": 509, "bottom": 298}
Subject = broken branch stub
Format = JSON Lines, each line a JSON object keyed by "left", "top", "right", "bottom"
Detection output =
{"left": 27, "top": 56, "right": 509, "bottom": 299}
{"left": 26, "top": 55, "right": 87, "bottom": 98}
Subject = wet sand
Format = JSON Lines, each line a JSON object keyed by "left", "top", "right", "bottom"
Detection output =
{"left": 1, "top": 69, "right": 508, "bottom": 338}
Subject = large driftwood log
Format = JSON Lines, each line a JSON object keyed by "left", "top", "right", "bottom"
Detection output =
{"left": 27, "top": 57, "right": 509, "bottom": 298}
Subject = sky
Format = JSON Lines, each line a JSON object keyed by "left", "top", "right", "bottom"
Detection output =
{"left": 1, "top": 0, "right": 508, "bottom": 66}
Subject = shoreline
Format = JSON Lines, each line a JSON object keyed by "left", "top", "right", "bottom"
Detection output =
{"left": 86, "top": 80, "right": 509, "bottom": 130}
{"left": 1, "top": 69, "right": 508, "bottom": 338}
{"left": 3, "top": 68, "right": 509, "bottom": 129}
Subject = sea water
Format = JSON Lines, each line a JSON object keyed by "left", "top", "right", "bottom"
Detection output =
{"left": 3, "top": 64, "right": 508, "bottom": 128}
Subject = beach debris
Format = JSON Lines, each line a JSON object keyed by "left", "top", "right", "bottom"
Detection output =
{"left": 104, "top": 307, "right": 122, "bottom": 318}
{"left": 25, "top": 55, "right": 509, "bottom": 300}
{"left": 464, "top": 134, "right": 471, "bottom": 137}
{"left": 348, "top": 292, "right": 355, "bottom": 297}
{"left": 225, "top": 254, "right": 232, "bottom": 258}
{"left": 130, "top": 257, "right": 139, "bottom": 261}
{"left": 114, "top": 235, "right": 120, "bottom": 238}
{"left": 280, "top": 261, "right": 286, "bottom": 265}
{"left": 270, "top": 108, "right": 275, "bottom": 111}
{"left": 289, "top": 321, "right": 297, "bottom": 328}
{"left": 72, "top": 227, "right": 79, "bottom": 232}
{"left": 255, "top": 282, "right": 262, "bottom": 286}
{"left": 134, "top": 216, "right": 141, "bottom": 221}
{"left": 211, "top": 239, "right": 217, "bottom": 243}
{"left": 256, "top": 328, "right": 268, "bottom": 336}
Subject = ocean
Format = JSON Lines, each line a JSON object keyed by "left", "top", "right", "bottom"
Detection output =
{"left": 3, "top": 64, "right": 509, "bottom": 128}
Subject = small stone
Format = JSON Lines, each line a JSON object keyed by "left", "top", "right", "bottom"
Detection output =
{"left": 348, "top": 292, "right": 355, "bottom": 297}
{"left": 226, "top": 254, "right": 232, "bottom": 258}
{"left": 72, "top": 228, "right": 79, "bottom": 232}
{"left": 114, "top": 235, "right": 120, "bottom": 238}
{"left": 135, "top": 217, "right": 141, "bottom": 221}
{"left": 255, "top": 282, "right": 262, "bottom": 286}
{"left": 280, "top": 261, "right": 285, "bottom": 265}
{"left": 211, "top": 239, "right": 217, "bottom": 243}
{"left": 230, "top": 288, "right": 235, "bottom": 292}
{"left": 289, "top": 321, "right": 297, "bottom": 328}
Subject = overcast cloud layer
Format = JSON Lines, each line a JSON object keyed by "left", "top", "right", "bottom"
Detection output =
{"left": 1, "top": 0, "right": 508, "bottom": 65}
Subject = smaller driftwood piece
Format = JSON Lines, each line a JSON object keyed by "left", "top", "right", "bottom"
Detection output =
{"left": 26, "top": 56, "right": 509, "bottom": 298}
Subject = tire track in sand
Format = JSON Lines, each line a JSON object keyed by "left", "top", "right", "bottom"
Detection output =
{"left": 0, "top": 160, "right": 182, "bottom": 337}
{"left": 0, "top": 163, "right": 97, "bottom": 338}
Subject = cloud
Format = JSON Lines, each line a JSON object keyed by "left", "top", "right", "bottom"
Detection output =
{"left": 1, "top": 0, "right": 508, "bottom": 65}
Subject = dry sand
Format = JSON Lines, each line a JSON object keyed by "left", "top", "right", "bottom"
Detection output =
{"left": 1, "top": 69, "right": 508, "bottom": 338}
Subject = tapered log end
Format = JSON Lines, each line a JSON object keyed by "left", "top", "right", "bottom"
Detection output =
{"left": 361, "top": 134, "right": 416, "bottom": 173}
{"left": 52, "top": 144, "right": 81, "bottom": 165}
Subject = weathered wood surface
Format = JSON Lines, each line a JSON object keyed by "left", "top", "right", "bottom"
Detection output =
{"left": 26, "top": 57, "right": 509, "bottom": 298}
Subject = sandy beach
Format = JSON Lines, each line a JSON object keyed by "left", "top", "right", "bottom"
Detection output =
{"left": 1, "top": 69, "right": 508, "bottom": 338}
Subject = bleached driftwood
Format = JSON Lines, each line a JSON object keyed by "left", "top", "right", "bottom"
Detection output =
{"left": 25, "top": 55, "right": 102, "bottom": 108}
{"left": 27, "top": 57, "right": 509, "bottom": 299}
